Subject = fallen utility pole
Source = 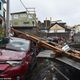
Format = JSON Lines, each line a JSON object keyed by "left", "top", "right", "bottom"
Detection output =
{"left": 11, "top": 28, "right": 80, "bottom": 62}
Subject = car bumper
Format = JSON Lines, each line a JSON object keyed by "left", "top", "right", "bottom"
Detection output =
{"left": 0, "top": 62, "right": 29, "bottom": 79}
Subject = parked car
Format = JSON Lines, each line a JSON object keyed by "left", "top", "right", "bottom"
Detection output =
{"left": 47, "top": 37, "right": 59, "bottom": 43}
{"left": 0, "top": 37, "right": 37, "bottom": 80}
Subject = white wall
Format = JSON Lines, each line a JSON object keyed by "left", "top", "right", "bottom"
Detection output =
{"left": 0, "top": 0, "right": 3, "bottom": 16}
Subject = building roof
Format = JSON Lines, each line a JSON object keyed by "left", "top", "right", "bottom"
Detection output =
{"left": 49, "top": 22, "right": 71, "bottom": 31}
{"left": 11, "top": 11, "right": 27, "bottom": 15}
{"left": 51, "top": 22, "right": 66, "bottom": 28}
{"left": 11, "top": 10, "right": 36, "bottom": 15}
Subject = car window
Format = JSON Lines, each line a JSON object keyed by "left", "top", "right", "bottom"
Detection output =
{"left": 6, "top": 37, "right": 30, "bottom": 51}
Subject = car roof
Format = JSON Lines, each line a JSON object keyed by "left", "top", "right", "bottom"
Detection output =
{"left": 10, "top": 37, "right": 30, "bottom": 43}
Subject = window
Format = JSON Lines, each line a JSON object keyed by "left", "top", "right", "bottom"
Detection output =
{"left": 28, "top": 15, "right": 32, "bottom": 19}
{"left": 0, "top": 2, "right": 1, "bottom": 10}
{"left": 32, "top": 21, "right": 35, "bottom": 26}
{"left": 20, "top": 14, "right": 26, "bottom": 17}
{"left": 13, "top": 15, "right": 18, "bottom": 19}
{"left": 23, "top": 22, "right": 29, "bottom": 24}
{"left": 14, "top": 22, "right": 18, "bottom": 25}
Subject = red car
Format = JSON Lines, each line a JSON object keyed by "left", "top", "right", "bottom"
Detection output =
{"left": 0, "top": 37, "right": 37, "bottom": 80}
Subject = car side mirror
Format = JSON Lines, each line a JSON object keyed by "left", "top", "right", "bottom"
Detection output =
{"left": 0, "top": 37, "right": 10, "bottom": 45}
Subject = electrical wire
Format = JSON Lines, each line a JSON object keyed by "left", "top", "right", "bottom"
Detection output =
{"left": 19, "top": 0, "right": 36, "bottom": 20}
{"left": 19, "top": 0, "right": 39, "bottom": 32}
{"left": 20, "top": 0, "right": 28, "bottom": 10}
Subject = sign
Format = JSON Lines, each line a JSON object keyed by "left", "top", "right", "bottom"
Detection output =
{"left": 62, "top": 44, "right": 70, "bottom": 52}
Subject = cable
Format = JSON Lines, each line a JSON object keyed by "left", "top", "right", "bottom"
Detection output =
{"left": 53, "top": 65, "right": 70, "bottom": 80}
{"left": 20, "top": 0, "right": 36, "bottom": 19}
{"left": 20, "top": 0, "right": 27, "bottom": 10}
{"left": 19, "top": 0, "right": 39, "bottom": 32}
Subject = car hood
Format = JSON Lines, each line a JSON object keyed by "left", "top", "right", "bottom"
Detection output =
{"left": 0, "top": 49, "right": 27, "bottom": 61}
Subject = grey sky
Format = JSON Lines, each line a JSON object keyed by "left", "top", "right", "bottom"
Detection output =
{"left": 10, "top": 0, "right": 80, "bottom": 26}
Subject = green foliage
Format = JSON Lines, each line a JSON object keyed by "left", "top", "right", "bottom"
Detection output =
{"left": 0, "top": 26, "right": 6, "bottom": 46}
{"left": 0, "top": 26, "right": 5, "bottom": 38}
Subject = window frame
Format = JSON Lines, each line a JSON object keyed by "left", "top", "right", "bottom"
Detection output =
{"left": 0, "top": 2, "right": 1, "bottom": 10}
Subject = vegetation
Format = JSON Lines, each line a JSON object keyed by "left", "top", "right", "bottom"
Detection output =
{"left": 0, "top": 26, "right": 5, "bottom": 38}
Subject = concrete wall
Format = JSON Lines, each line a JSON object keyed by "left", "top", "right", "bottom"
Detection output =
{"left": 11, "top": 12, "right": 37, "bottom": 27}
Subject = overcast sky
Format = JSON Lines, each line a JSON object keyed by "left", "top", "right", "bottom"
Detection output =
{"left": 10, "top": 0, "right": 80, "bottom": 26}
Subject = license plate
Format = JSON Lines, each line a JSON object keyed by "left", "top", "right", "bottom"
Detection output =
{"left": 0, "top": 78, "right": 11, "bottom": 80}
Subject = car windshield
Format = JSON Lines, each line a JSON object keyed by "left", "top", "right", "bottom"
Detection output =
{"left": 6, "top": 37, "right": 30, "bottom": 51}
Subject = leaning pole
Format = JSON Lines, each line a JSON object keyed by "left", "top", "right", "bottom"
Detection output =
{"left": 6, "top": 0, "right": 10, "bottom": 37}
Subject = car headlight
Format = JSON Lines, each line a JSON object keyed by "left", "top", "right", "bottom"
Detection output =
{"left": 7, "top": 61, "right": 22, "bottom": 67}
